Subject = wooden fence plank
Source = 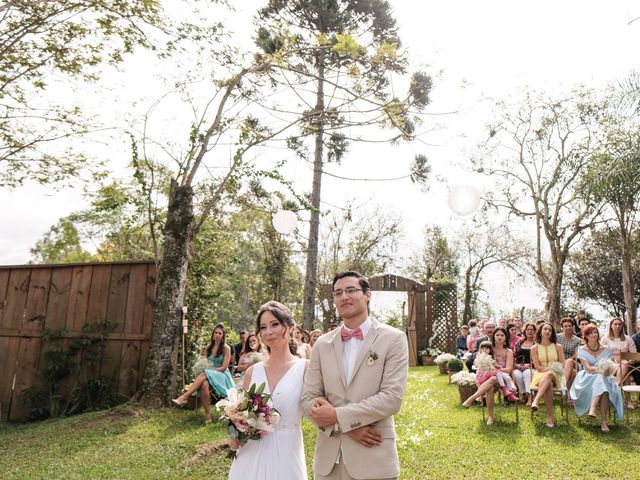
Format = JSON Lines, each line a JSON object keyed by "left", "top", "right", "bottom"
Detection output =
{"left": 67, "top": 266, "right": 92, "bottom": 333}
{"left": 0, "top": 269, "right": 11, "bottom": 327}
{"left": 125, "top": 264, "right": 147, "bottom": 335}
{"left": 3, "top": 269, "right": 30, "bottom": 329}
{"left": 0, "top": 337, "right": 19, "bottom": 420}
{"left": 102, "top": 265, "right": 130, "bottom": 386}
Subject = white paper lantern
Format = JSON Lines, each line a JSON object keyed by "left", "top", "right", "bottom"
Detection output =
{"left": 448, "top": 185, "right": 481, "bottom": 216}
{"left": 272, "top": 210, "right": 298, "bottom": 234}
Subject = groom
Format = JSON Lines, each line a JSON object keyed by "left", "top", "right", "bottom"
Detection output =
{"left": 301, "top": 271, "right": 408, "bottom": 480}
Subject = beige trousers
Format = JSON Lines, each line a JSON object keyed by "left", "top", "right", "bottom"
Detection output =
{"left": 315, "top": 458, "right": 398, "bottom": 480}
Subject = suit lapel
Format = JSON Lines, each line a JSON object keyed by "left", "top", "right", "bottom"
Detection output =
{"left": 349, "top": 319, "right": 381, "bottom": 384}
{"left": 332, "top": 330, "right": 347, "bottom": 389}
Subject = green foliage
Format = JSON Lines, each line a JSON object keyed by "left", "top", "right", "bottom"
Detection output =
{"left": 446, "top": 357, "right": 464, "bottom": 372}
{"left": 22, "top": 319, "right": 116, "bottom": 420}
{"left": 567, "top": 227, "right": 640, "bottom": 316}
{"left": 29, "top": 219, "right": 94, "bottom": 264}
{"left": 406, "top": 225, "right": 459, "bottom": 285}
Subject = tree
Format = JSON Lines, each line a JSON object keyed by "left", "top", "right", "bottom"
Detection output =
{"left": 567, "top": 227, "right": 640, "bottom": 318}
{"left": 457, "top": 220, "right": 530, "bottom": 324}
{"left": 317, "top": 204, "right": 403, "bottom": 284}
{"left": 405, "top": 226, "right": 459, "bottom": 285}
{"left": 584, "top": 123, "right": 640, "bottom": 333}
{"left": 255, "top": 0, "right": 433, "bottom": 329}
{"left": 474, "top": 89, "right": 605, "bottom": 324}
{"left": 29, "top": 218, "right": 93, "bottom": 264}
{"left": 0, "top": 0, "right": 190, "bottom": 187}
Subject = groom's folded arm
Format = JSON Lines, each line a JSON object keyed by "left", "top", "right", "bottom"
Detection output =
{"left": 335, "top": 333, "right": 408, "bottom": 434}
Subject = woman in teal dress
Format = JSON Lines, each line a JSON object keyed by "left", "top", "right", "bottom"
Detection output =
{"left": 173, "top": 323, "right": 234, "bottom": 423}
{"left": 570, "top": 324, "right": 623, "bottom": 432}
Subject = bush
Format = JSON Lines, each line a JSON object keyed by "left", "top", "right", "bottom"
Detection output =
{"left": 447, "top": 357, "right": 464, "bottom": 373}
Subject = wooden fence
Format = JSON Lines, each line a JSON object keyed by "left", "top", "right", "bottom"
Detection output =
{"left": 0, "top": 261, "right": 156, "bottom": 421}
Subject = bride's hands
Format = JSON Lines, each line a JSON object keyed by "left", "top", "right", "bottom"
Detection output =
{"left": 228, "top": 438, "right": 241, "bottom": 451}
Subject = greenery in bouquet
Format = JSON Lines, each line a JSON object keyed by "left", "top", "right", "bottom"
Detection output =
{"left": 451, "top": 371, "right": 477, "bottom": 387}
{"left": 447, "top": 357, "right": 464, "bottom": 373}
{"left": 434, "top": 353, "right": 456, "bottom": 365}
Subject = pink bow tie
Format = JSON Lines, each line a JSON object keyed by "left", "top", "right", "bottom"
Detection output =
{"left": 341, "top": 326, "right": 363, "bottom": 342}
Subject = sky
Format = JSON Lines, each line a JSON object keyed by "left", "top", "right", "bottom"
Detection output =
{"left": 2, "top": 0, "right": 640, "bottom": 318}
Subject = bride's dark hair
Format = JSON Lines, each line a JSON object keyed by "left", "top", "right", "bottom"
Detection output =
{"left": 255, "top": 301, "right": 297, "bottom": 356}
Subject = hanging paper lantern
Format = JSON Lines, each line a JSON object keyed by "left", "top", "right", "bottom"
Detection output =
{"left": 448, "top": 185, "right": 481, "bottom": 216}
{"left": 272, "top": 210, "right": 298, "bottom": 234}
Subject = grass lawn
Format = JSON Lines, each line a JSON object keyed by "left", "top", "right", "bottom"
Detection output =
{"left": 2, "top": 366, "right": 639, "bottom": 479}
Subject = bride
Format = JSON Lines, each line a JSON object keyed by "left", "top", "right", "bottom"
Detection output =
{"left": 227, "top": 301, "right": 308, "bottom": 480}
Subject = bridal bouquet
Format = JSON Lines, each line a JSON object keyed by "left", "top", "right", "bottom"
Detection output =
{"left": 474, "top": 353, "right": 495, "bottom": 373}
{"left": 548, "top": 362, "right": 564, "bottom": 377}
{"left": 595, "top": 358, "right": 617, "bottom": 376}
{"left": 192, "top": 356, "right": 214, "bottom": 376}
{"left": 248, "top": 351, "right": 266, "bottom": 365}
{"left": 215, "top": 382, "right": 280, "bottom": 454}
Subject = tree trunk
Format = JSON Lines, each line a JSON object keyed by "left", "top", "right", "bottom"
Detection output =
{"left": 462, "top": 268, "right": 473, "bottom": 324}
{"left": 135, "top": 181, "right": 195, "bottom": 407}
{"left": 302, "top": 53, "right": 325, "bottom": 330}
{"left": 620, "top": 228, "right": 636, "bottom": 334}
{"left": 545, "top": 262, "right": 563, "bottom": 327}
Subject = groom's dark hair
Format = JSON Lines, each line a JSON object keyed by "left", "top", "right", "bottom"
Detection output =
{"left": 332, "top": 271, "right": 370, "bottom": 292}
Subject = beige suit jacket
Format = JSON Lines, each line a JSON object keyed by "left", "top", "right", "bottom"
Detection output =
{"left": 301, "top": 318, "right": 408, "bottom": 479}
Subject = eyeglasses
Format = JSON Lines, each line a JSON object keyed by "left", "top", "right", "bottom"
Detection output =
{"left": 332, "top": 287, "right": 364, "bottom": 298}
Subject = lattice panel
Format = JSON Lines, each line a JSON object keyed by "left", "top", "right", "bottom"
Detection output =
{"left": 430, "top": 284, "right": 457, "bottom": 354}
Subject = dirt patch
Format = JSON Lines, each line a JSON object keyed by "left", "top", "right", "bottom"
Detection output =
{"left": 183, "top": 439, "right": 230, "bottom": 466}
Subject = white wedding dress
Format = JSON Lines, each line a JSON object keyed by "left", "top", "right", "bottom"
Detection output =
{"left": 228, "top": 359, "right": 307, "bottom": 480}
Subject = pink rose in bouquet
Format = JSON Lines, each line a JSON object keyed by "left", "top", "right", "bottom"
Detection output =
{"left": 215, "top": 382, "right": 280, "bottom": 455}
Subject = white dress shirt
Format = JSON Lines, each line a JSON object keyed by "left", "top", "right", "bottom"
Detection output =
{"left": 342, "top": 316, "right": 371, "bottom": 385}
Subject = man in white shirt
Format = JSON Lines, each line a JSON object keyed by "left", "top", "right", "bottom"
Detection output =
{"left": 301, "top": 271, "right": 408, "bottom": 480}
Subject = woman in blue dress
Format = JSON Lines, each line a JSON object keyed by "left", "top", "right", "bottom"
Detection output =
{"left": 173, "top": 323, "right": 234, "bottom": 423}
{"left": 570, "top": 324, "right": 623, "bottom": 432}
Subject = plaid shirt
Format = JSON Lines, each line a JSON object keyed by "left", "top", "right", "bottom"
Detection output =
{"left": 557, "top": 335, "right": 581, "bottom": 359}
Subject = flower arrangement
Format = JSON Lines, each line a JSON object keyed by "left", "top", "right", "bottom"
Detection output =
{"left": 247, "top": 352, "right": 265, "bottom": 365}
{"left": 216, "top": 382, "right": 280, "bottom": 456}
{"left": 434, "top": 353, "right": 457, "bottom": 365}
{"left": 192, "top": 356, "right": 214, "bottom": 376}
{"left": 418, "top": 348, "right": 443, "bottom": 357}
{"left": 451, "top": 371, "right": 477, "bottom": 387}
{"left": 447, "top": 357, "right": 464, "bottom": 373}
{"left": 367, "top": 350, "right": 379, "bottom": 366}
{"left": 548, "top": 362, "right": 564, "bottom": 377}
{"left": 595, "top": 358, "right": 617, "bottom": 376}
{"left": 474, "top": 353, "right": 495, "bottom": 373}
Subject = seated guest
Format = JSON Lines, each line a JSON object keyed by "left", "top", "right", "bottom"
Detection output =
{"left": 513, "top": 322, "right": 536, "bottom": 406}
{"left": 574, "top": 309, "right": 587, "bottom": 338}
{"left": 456, "top": 324, "right": 470, "bottom": 358}
{"left": 570, "top": 324, "right": 624, "bottom": 432}
{"left": 466, "top": 320, "right": 480, "bottom": 353}
{"left": 293, "top": 323, "right": 312, "bottom": 359}
{"left": 490, "top": 330, "right": 519, "bottom": 402}
{"left": 557, "top": 316, "right": 581, "bottom": 405}
{"left": 172, "top": 323, "right": 234, "bottom": 423}
{"left": 631, "top": 319, "right": 640, "bottom": 391}
{"left": 309, "top": 328, "right": 322, "bottom": 348}
{"left": 465, "top": 320, "right": 496, "bottom": 372}
{"left": 530, "top": 322, "right": 565, "bottom": 428}
{"left": 234, "top": 331, "right": 267, "bottom": 377}
{"left": 507, "top": 323, "right": 521, "bottom": 351}
{"left": 602, "top": 317, "right": 638, "bottom": 409}
{"left": 513, "top": 317, "right": 523, "bottom": 336}
{"left": 576, "top": 316, "right": 591, "bottom": 339}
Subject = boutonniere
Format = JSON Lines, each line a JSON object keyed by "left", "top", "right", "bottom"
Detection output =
{"left": 367, "top": 351, "right": 379, "bottom": 366}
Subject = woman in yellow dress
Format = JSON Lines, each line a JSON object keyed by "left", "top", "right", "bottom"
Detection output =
{"left": 530, "top": 322, "right": 565, "bottom": 428}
